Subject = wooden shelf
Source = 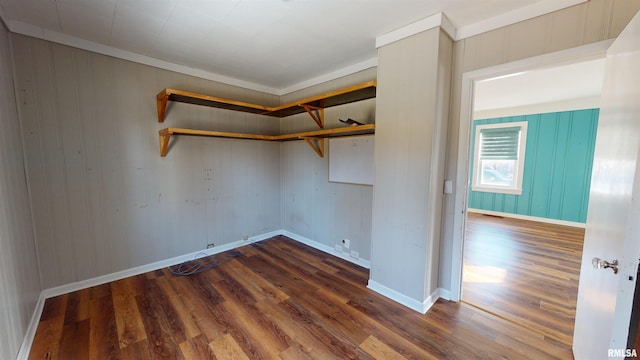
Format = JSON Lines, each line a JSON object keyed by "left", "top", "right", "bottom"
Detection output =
{"left": 156, "top": 81, "right": 376, "bottom": 157}
{"left": 159, "top": 124, "right": 375, "bottom": 158}
{"left": 156, "top": 81, "right": 377, "bottom": 128}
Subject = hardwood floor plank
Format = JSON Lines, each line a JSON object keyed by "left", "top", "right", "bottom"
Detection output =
{"left": 63, "top": 289, "right": 90, "bottom": 325}
{"left": 154, "top": 275, "right": 201, "bottom": 340}
{"left": 28, "top": 317, "right": 65, "bottom": 360}
{"left": 278, "top": 344, "right": 315, "bottom": 360}
{"left": 179, "top": 334, "right": 216, "bottom": 360}
{"left": 39, "top": 293, "right": 67, "bottom": 322}
{"left": 209, "top": 333, "right": 250, "bottom": 360}
{"left": 89, "top": 294, "right": 121, "bottom": 360}
{"left": 255, "top": 298, "right": 366, "bottom": 359}
{"left": 164, "top": 274, "right": 227, "bottom": 342}
{"left": 58, "top": 319, "right": 90, "bottom": 359}
{"left": 119, "top": 339, "right": 152, "bottom": 360}
{"left": 215, "top": 275, "right": 292, "bottom": 356}
{"left": 235, "top": 251, "right": 318, "bottom": 295}
{"left": 111, "top": 278, "right": 147, "bottom": 348}
{"left": 360, "top": 335, "right": 408, "bottom": 360}
{"left": 146, "top": 277, "right": 188, "bottom": 344}
{"left": 30, "top": 235, "right": 575, "bottom": 359}
{"left": 89, "top": 283, "right": 112, "bottom": 299}
{"left": 135, "top": 288, "right": 185, "bottom": 359}
{"left": 224, "top": 258, "right": 290, "bottom": 303}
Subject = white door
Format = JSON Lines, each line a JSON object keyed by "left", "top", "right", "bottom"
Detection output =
{"left": 573, "top": 10, "right": 640, "bottom": 359}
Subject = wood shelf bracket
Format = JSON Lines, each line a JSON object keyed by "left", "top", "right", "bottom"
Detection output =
{"left": 302, "top": 137, "right": 325, "bottom": 158}
{"left": 159, "top": 130, "right": 171, "bottom": 157}
{"left": 157, "top": 92, "right": 169, "bottom": 123}
{"left": 300, "top": 104, "right": 324, "bottom": 128}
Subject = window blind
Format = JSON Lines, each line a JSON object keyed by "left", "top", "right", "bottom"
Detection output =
{"left": 479, "top": 126, "right": 521, "bottom": 160}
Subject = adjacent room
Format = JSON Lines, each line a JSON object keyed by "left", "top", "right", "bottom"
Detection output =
{"left": 462, "top": 59, "right": 604, "bottom": 346}
{"left": 0, "top": 1, "right": 639, "bottom": 359}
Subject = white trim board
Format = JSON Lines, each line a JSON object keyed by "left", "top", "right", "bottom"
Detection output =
{"left": 16, "top": 229, "right": 371, "bottom": 358}
{"left": 376, "top": 12, "right": 456, "bottom": 48}
{"left": 455, "top": 0, "right": 588, "bottom": 40}
{"left": 280, "top": 230, "right": 371, "bottom": 269}
{"left": 374, "top": 1, "right": 587, "bottom": 46}
{"left": 367, "top": 280, "right": 444, "bottom": 314}
{"left": 467, "top": 208, "right": 586, "bottom": 228}
{"left": 473, "top": 96, "right": 601, "bottom": 120}
{"left": 15, "top": 293, "right": 46, "bottom": 360}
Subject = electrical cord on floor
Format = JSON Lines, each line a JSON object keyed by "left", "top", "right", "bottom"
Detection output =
{"left": 169, "top": 249, "right": 242, "bottom": 276}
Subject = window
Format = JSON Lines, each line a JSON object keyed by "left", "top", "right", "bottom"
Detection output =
{"left": 472, "top": 121, "right": 527, "bottom": 195}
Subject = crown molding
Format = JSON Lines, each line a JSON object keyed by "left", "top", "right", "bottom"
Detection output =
{"left": 455, "top": 0, "right": 588, "bottom": 40}
{"left": 278, "top": 57, "right": 378, "bottom": 95}
{"left": 376, "top": 12, "right": 455, "bottom": 48}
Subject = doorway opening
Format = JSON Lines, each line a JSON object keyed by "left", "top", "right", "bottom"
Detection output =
{"left": 453, "top": 50, "right": 608, "bottom": 345}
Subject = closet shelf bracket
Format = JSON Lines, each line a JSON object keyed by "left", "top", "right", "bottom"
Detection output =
{"left": 157, "top": 92, "right": 169, "bottom": 123}
{"left": 159, "top": 129, "right": 171, "bottom": 157}
{"left": 302, "top": 137, "right": 325, "bottom": 158}
{"left": 299, "top": 104, "right": 324, "bottom": 128}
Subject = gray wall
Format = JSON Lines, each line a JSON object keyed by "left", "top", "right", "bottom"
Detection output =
{"left": 371, "top": 28, "right": 452, "bottom": 304}
{"left": 440, "top": 0, "right": 640, "bottom": 292}
{"left": 11, "top": 34, "right": 282, "bottom": 289}
{"left": 280, "top": 69, "right": 376, "bottom": 261}
{"left": 0, "top": 24, "right": 41, "bottom": 359}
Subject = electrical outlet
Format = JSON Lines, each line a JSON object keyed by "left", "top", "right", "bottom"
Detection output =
{"left": 350, "top": 250, "right": 359, "bottom": 259}
{"left": 206, "top": 243, "right": 215, "bottom": 249}
{"left": 243, "top": 235, "right": 249, "bottom": 241}
{"left": 342, "top": 239, "right": 350, "bottom": 249}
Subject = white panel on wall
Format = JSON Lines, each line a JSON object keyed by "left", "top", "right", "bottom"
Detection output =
{"left": 280, "top": 140, "right": 373, "bottom": 262}
{"left": 0, "top": 24, "right": 41, "bottom": 360}
{"left": 370, "top": 27, "right": 452, "bottom": 308}
{"left": 329, "top": 135, "right": 374, "bottom": 186}
{"left": 11, "top": 33, "right": 282, "bottom": 289}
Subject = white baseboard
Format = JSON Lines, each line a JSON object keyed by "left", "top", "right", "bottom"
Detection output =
{"left": 467, "top": 208, "right": 586, "bottom": 228}
{"left": 280, "top": 230, "right": 371, "bottom": 269}
{"left": 367, "top": 280, "right": 444, "bottom": 314}
{"left": 438, "top": 288, "right": 452, "bottom": 301}
{"left": 41, "top": 230, "right": 281, "bottom": 299}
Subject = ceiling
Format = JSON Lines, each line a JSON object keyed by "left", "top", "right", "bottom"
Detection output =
{"left": 0, "top": 0, "right": 586, "bottom": 94}
{"left": 474, "top": 58, "right": 605, "bottom": 115}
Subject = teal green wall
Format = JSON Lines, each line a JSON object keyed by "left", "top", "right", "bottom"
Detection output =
{"left": 469, "top": 109, "right": 599, "bottom": 223}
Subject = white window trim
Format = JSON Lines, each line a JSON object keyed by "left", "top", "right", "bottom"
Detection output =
{"left": 471, "top": 121, "right": 528, "bottom": 195}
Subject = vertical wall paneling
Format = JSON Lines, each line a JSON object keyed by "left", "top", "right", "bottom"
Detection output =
{"left": 440, "top": 0, "right": 640, "bottom": 294}
{"left": 0, "top": 23, "right": 41, "bottom": 359}
{"left": 468, "top": 109, "right": 599, "bottom": 223}
{"left": 370, "top": 27, "right": 452, "bottom": 309}
{"left": 279, "top": 69, "right": 376, "bottom": 262}
{"left": 11, "top": 34, "right": 282, "bottom": 289}
{"left": 280, "top": 141, "right": 374, "bottom": 261}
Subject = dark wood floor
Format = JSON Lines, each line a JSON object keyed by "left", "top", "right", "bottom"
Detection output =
{"left": 463, "top": 212, "right": 585, "bottom": 347}
{"left": 30, "top": 235, "right": 573, "bottom": 359}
